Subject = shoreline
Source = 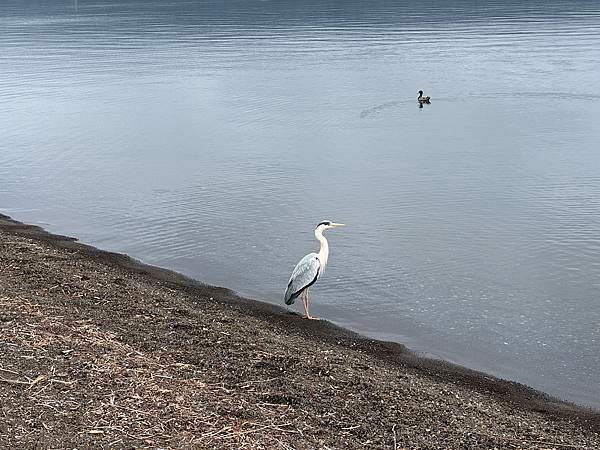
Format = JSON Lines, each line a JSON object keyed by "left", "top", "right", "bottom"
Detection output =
{"left": 1, "top": 211, "right": 599, "bottom": 447}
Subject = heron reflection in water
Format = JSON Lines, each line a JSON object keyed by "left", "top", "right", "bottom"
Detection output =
{"left": 284, "top": 221, "right": 345, "bottom": 320}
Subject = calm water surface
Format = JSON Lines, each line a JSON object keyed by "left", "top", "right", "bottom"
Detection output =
{"left": 1, "top": 0, "right": 599, "bottom": 407}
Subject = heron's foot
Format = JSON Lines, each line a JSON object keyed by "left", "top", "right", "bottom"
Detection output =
{"left": 305, "top": 315, "right": 321, "bottom": 320}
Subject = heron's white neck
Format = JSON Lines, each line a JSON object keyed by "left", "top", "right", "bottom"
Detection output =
{"left": 315, "top": 227, "right": 329, "bottom": 269}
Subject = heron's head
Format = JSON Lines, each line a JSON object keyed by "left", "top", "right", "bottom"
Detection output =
{"left": 315, "top": 220, "right": 345, "bottom": 233}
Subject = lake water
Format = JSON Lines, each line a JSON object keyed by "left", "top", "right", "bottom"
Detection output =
{"left": 1, "top": 0, "right": 599, "bottom": 407}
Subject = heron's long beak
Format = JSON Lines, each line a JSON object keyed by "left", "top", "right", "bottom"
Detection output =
{"left": 331, "top": 222, "right": 346, "bottom": 227}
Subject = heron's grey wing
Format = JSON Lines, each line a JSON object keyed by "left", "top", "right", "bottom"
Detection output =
{"left": 284, "top": 253, "right": 321, "bottom": 305}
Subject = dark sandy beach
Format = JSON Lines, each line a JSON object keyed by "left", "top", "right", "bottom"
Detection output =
{"left": 0, "top": 212, "right": 598, "bottom": 449}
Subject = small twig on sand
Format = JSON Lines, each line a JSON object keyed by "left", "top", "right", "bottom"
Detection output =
{"left": 0, "top": 377, "right": 31, "bottom": 385}
{"left": 50, "top": 378, "right": 76, "bottom": 386}
{"left": 1, "top": 374, "right": 54, "bottom": 389}
{"left": 199, "top": 425, "right": 233, "bottom": 440}
{"left": 27, "top": 375, "right": 47, "bottom": 389}
{"left": 392, "top": 424, "right": 397, "bottom": 450}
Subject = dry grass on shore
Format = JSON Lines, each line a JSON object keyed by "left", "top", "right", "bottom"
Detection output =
{"left": 1, "top": 295, "right": 301, "bottom": 448}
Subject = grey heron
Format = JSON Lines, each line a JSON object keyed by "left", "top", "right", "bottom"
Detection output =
{"left": 284, "top": 220, "right": 345, "bottom": 320}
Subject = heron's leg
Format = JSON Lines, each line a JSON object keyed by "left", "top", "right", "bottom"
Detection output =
{"left": 301, "top": 290, "right": 309, "bottom": 317}
{"left": 305, "top": 289, "right": 319, "bottom": 320}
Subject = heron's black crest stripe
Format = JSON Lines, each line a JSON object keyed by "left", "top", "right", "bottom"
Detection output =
{"left": 316, "top": 221, "right": 331, "bottom": 228}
